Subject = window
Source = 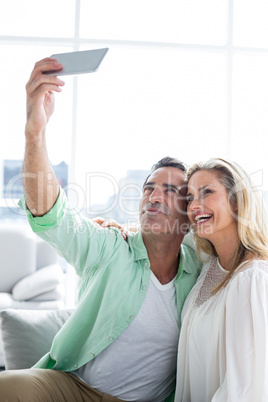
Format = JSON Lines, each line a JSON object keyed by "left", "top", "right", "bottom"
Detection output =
{"left": 0, "top": 0, "right": 267, "bottom": 223}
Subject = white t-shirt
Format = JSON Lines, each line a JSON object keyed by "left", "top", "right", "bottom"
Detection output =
{"left": 175, "top": 258, "right": 268, "bottom": 402}
{"left": 78, "top": 271, "right": 179, "bottom": 401}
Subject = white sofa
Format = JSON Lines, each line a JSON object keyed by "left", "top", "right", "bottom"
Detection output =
{"left": 0, "top": 224, "right": 65, "bottom": 367}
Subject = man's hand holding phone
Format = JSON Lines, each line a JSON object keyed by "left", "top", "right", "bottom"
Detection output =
{"left": 26, "top": 48, "right": 108, "bottom": 138}
{"left": 24, "top": 58, "right": 65, "bottom": 217}
{"left": 25, "top": 58, "right": 65, "bottom": 138}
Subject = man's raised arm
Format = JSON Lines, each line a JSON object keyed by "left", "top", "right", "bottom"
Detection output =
{"left": 23, "top": 58, "right": 65, "bottom": 216}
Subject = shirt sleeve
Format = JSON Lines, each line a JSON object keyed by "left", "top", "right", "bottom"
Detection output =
{"left": 18, "top": 187, "right": 125, "bottom": 281}
{"left": 18, "top": 186, "right": 67, "bottom": 232}
{"left": 212, "top": 263, "right": 268, "bottom": 401}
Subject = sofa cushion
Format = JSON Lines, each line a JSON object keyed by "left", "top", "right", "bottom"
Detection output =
{"left": 0, "top": 226, "right": 36, "bottom": 292}
{"left": 29, "top": 284, "right": 65, "bottom": 301}
{"left": 0, "top": 294, "right": 65, "bottom": 311}
{"left": 0, "top": 293, "right": 14, "bottom": 310}
{"left": 12, "top": 264, "right": 64, "bottom": 301}
{"left": 35, "top": 237, "right": 59, "bottom": 270}
{"left": 0, "top": 309, "right": 73, "bottom": 370}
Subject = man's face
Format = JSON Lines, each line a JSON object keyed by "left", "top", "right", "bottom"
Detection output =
{"left": 139, "top": 167, "right": 188, "bottom": 235}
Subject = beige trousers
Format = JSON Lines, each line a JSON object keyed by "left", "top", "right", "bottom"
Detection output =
{"left": 0, "top": 369, "right": 125, "bottom": 402}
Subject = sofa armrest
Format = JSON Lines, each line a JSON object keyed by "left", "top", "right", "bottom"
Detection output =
{"left": 12, "top": 265, "right": 64, "bottom": 301}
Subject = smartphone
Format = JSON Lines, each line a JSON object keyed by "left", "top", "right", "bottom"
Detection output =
{"left": 43, "top": 48, "right": 109, "bottom": 76}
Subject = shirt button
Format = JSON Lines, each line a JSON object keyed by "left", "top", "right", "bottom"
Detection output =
{"left": 90, "top": 353, "right": 95, "bottom": 358}
{"left": 74, "top": 364, "right": 78, "bottom": 368}
{"left": 108, "top": 336, "right": 114, "bottom": 341}
{"left": 145, "top": 262, "right": 148, "bottom": 266}
{"left": 130, "top": 315, "right": 135, "bottom": 320}
{"left": 142, "top": 285, "right": 147, "bottom": 290}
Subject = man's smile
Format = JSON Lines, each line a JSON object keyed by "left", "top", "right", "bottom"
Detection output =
{"left": 143, "top": 204, "right": 168, "bottom": 215}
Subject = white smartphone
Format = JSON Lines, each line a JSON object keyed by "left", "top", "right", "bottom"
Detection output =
{"left": 43, "top": 48, "right": 109, "bottom": 76}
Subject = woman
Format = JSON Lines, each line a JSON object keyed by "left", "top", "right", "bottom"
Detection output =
{"left": 175, "top": 158, "right": 268, "bottom": 401}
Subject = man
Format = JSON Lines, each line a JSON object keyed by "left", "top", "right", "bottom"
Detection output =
{"left": 0, "top": 58, "right": 201, "bottom": 401}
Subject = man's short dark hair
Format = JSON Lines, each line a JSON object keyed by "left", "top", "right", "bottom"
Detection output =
{"left": 143, "top": 156, "right": 187, "bottom": 187}
{"left": 151, "top": 157, "right": 187, "bottom": 173}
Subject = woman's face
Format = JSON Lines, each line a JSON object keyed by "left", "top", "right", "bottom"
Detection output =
{"left": 186, "top": 169, "right": 238, "bottom": 244}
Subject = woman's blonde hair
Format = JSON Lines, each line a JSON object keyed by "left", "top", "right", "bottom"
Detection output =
{"left": 187, "top": 158, "right": 268, "bottom": 292}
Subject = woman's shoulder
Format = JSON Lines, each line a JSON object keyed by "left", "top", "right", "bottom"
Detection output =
{"left": 225, "top": 260, "right": 268, "bottom": 315}
{"left": 238, "top": 259, "right": 268, "bottom": 275}
{"left": 230, "top": 259, "right": 268, "bottom": 288}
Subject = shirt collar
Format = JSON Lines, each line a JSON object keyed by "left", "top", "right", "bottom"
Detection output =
{"left": 129, "top": 230, "right": 196, "bottom": 275}
{"left": 128, "top": 229, "right": 149, "bottom": 261}
{"left": 178, "top": 244, "right": 196, "bottom": 274}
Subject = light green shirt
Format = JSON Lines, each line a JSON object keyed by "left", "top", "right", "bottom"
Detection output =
{"left": 19, "top": 187, "right": 202, "bottom": 375}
